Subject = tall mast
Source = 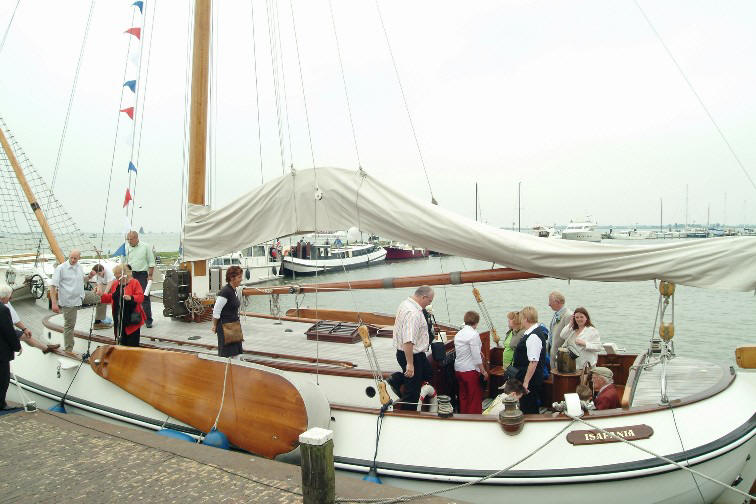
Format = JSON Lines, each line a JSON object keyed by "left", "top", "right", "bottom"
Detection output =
{"left": 187, "top": 0, "right": 212, "bottom": 280}
{"left": 0, "top": 126, "right": 65, "bottom": 263}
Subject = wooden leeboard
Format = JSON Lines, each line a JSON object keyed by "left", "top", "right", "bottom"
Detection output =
{"left": 90, "top": 345, "right": 308, "bottom": 458}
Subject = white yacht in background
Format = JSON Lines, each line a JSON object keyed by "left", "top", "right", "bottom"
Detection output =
{"left": 206, "top": 243, "right": 282, "bottom": 286}
{"left": 561, "top": 218, "right": 602, "bottom": 242}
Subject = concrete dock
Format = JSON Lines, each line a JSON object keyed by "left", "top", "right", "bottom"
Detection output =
{"left": 0, "top": 406, "right": 461, "bottom": 503}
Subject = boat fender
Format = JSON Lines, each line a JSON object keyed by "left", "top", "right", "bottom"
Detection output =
{"left": 417, "top": 383, "right": 438, "bottom": 413}
{"left": 203, "top": 428, "right": 230, "bottom": 450}
{"left": 157, "top": 429, "right": 194, "bottom": 442}
{"left": 48, "top": 403, "right": 67, "bottom": 414}
{"left": 362, "top": 467, "right": 382, "bottom": 484}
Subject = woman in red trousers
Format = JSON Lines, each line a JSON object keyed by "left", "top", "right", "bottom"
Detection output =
{"left": 453, "top": 311, "right": 488, "bottom": 414}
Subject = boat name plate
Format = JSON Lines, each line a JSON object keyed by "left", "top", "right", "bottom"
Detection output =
{"left": 566, "top": 424, "right": 653, "bottom": 445}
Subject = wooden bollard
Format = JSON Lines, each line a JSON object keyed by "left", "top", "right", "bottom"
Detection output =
{"left": 299, "top": 427, "right": 335, "bottom": 504}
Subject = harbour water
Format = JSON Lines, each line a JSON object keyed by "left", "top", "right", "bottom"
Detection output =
{"left": 87, "top": 232, "right": 754, "bottom": 366}
{"left": 245, "top": 248, "right": 754, "bottom": 368}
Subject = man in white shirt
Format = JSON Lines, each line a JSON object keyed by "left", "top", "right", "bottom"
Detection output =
{"left": 391, "top": 285, "right": 434, "bottom": 410}
{"left": 50, "top": 250, "right": 86, "bottom": 351}
{"left": 88, "top": 263, "right": 115, "bottom": 329}
{"left": 510, "top": 306, "right": 548, "bottom": 414}
{"left": 0, "top": 285, "right": 59, "bottom": 354}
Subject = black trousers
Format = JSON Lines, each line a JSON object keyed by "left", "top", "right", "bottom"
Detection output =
{"left": 395, "top": 350, "right": 432, "bottom": 411}
{"left": 132, "top": 271, "right": 153, "bottom": 323}
{"left": 0, "top": 360, "right": 10, "bottom": 409}
{"left": 519, "top": 382, "right": 543, "bottom": 414}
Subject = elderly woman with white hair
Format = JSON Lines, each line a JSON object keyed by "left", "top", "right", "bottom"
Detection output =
{"left": 0, "top": 285, "right": 59, "bottom": 354}
{"left": 98, "top": 264, "right": 145, "bottom": 347}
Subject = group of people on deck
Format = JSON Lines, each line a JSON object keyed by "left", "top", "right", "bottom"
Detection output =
{"left": 390, "top": 286, "right": 620, "bottom": 416}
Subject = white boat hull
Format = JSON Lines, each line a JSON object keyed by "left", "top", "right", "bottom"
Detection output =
{"left": 9, "top": 335, "right": 755, "bottom": 503}
{"left": 282, "top": 247, "right": 387, "bottom": 276}
{"left": 562, "top": 230, "right": 603, "bottom": 242}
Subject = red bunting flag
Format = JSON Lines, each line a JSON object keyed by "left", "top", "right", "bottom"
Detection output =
{"left": 120, "top": 107, "right": 134, "bottom": 120}
{"left": 123, "top": 188, "right": 132, "bottom": 208}
{"left": 125, "top": 27, "right": 141, "bottom": 39}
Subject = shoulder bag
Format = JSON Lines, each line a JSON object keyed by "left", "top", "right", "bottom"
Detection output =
{"left": 222, "top": 320, "right": 244, "bottom": 344}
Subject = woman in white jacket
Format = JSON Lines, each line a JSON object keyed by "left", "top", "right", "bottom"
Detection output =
{"left": 559, "top": 307, "right": 601, "bottom": 369}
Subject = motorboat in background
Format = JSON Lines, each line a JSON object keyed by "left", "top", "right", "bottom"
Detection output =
{"left": 281, "top": 242, "right": 386, "bottom": 277}
{"left": 384, "top": 243, "right": 429, "bottom": 260}
{"left": 561, "top": 218, "right": 602, "bottom": 242}
{"left": 207, "top": 242, "right": 282, "bottom": 286}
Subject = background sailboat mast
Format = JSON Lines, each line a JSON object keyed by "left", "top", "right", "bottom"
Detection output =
{"left": 187, "top": 0, "right": 211, "bottom": 278}
{"left": 0, "top": 126, "right": 65, "bottom": 263}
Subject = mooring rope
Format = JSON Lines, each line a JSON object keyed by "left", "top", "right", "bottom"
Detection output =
{"left": 336, "top": 420, "right": 576, "bottom": 503}
{"left": 564, "top": 413, "right": 755, "bottom": 502}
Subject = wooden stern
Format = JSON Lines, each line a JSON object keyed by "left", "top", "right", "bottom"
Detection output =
{"left": 90, "top": 345, "right": 309, "bottom": 458}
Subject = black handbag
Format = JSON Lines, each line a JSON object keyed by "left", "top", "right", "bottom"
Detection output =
{"left": 127, "top": 309, "right": 141, "bottom": 325}
{"left": 430, "top": 339, "right": 446, "bottom": 362}
{"left": 505, "top": 365, "right": 520, "bottom": 380}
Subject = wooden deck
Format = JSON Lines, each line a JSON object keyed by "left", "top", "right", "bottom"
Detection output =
{"left": 631, "top": 356, "right": 726, "bottom": 407}
{"left": 15, "top": 297, "right": 402, "bottom": 374}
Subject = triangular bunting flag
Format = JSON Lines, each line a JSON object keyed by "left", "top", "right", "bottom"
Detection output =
{"left": 132, "top": 1, "right": 144, "bottom": 14}
{"left": 123, "top": 80, "right": 136, "bottom": 93}
{"left": 112, "top": 242, "right": 126, "bottom": 257}
{"left": 128, "top": 162, "right": 137, "bottom": 174}
{"left": 120, "top": 107, "right": 134, "bottom": 120}
{"left": 123, "top": 188, "right": 132, "bottom": 207}
{"left": 125, "top": 27, "right": 141, "bottom": 39}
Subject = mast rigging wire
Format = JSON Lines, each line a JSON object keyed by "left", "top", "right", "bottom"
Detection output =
{"left": 0, "top": 0, "right": 21, "bottom": 56}
{"left": 265, "top": 0, "right": 288, "bottom": 175}
{"left": 328, "top": 0, "right": 363, "bottom": 169}
{"left": 249, "top": 0, "right": 265, "bottom": 185}
{"left": 633, "top": 0, "right": 756, "bottom": 193}
{"left": 129, "top": 0, "right": 158, "bottom": 228}
{"left": 374, "top": 1, "right": 436, "bottom": 205}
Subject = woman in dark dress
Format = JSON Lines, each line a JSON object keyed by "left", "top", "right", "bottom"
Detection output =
{"left": 100, "top": 264, "right": 145, "bottom": 347}
{"left": 212, "top": 265, "right": 244, "bottom": 357}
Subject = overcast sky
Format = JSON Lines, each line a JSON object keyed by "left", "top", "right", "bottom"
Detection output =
{"left": 1, "top": 0, "right": 755, "bottom": 234}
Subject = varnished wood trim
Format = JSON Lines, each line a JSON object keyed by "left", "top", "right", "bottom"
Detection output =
{"left": 621, "top": 353, "right": 646, "bottom": 409}
{"left": 43, "top": 314, "right": 738, "bottom": 419}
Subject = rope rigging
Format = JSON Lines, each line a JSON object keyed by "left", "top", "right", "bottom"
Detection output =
{"left": 0, "top": 0, "right": 21, "bottom": 57}
{"left": 633, "top": 0, "right": 756, "bottom": 194}
{"left": 249, "top": 0, "right": 265, "bottom": 185}
{"left": 328, "top": 0, "right": 363, "bottom": 169}
{"left": 374, "top": 0, "right": 436, "bottom": 205}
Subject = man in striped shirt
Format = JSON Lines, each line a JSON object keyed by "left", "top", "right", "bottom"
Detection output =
{"left": 392, "top": 285, "right": 434, "bottom": 410}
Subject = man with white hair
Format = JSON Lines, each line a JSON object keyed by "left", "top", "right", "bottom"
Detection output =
{"left": 591, "top": 366, "right": 620, "bottom": 410}
{"left": 0, "top": 285, "right": 59, "bottom": 354}
{"left": 391, "top": 285, "right": 435, "bottom": 410}
{"left": 548, "top": 291, "right": 572, "bottom": 371}
{"left": 50, "top": 249, "right": 86, "bottom": 351}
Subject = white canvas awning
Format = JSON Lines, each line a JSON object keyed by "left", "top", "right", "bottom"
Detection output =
{"left": 183, "top": 167, "right": 756, "bottom": 291}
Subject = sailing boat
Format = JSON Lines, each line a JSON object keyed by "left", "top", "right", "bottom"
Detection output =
{"left": 4, "top": 1, "right": 756, "bottom": 503}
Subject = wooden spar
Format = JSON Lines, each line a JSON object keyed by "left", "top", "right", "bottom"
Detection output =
{"left": 0, "top": 126, "right": 65, "bottom": 264}
{"left": 242, "top": 268, "right": 543, "bottom": 296}
{"left": 187, "top": 0, "right": 211, "bottom": 277}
